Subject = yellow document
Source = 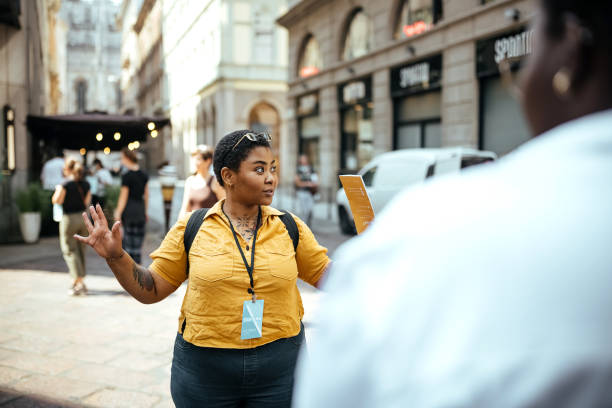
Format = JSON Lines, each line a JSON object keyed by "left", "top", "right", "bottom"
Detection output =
{"left": 339, "top": 175, "right": 375, "bottom": 235}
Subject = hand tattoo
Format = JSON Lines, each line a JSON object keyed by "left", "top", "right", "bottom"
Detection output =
{"left": 132, "top": 262, "right": 157, "bottom": 295}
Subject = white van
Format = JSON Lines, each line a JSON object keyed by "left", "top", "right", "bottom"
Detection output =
{"left": 336, "top": 147, "right": 497, "bottom": 234}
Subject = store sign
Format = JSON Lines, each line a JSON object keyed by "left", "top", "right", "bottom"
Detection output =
{"left": 297, "top": 93, "right": 318, "bottom": 116}
{"left": 391, "top": 55, "right": 442, "bottom": 96}
{"left": 343, "top": 81, "right": 366, "bottom": 105}
{"left": 477, "top": 27, "right": 533, "bottom": 78}
{"left": 494, "top": 30, "right": 533, "bottom": 64}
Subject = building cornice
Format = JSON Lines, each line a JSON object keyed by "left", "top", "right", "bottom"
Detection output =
{"left": 276, "top": 0, "right": 329, "bottom": 28}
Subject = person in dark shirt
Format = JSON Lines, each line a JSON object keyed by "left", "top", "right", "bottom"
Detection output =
{"left": 52, "top": 158, "right": 91, "bottom": 295}
{"left": 114, "top": 147, "right": 149, "bottom": 263}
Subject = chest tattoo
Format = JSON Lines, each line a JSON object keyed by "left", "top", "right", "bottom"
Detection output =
{"left": 233, "top": 216, "right": 257, "bottom": 243}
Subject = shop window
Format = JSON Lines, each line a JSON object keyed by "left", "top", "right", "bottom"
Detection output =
{"left": 298, "top": 35, "right": 322, "bottom": 78}
{"left": 394, "top": 0, "right": 442, "bottom": 40}
{"left": 342, "top": 9, "right": 374, "bottom": 61}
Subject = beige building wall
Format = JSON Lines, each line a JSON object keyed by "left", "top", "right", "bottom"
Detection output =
{"left": 0, "top": 0, "right": 56, "bottom": 241}
{"left": 279, "top": 0, "right": 535, "bottom": 201}
{"left": 162, "top": 0, "right": 289, "bottom": 179}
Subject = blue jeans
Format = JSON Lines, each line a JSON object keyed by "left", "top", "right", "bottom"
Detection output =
{"left": 170, "top": 324, "right": 305, "bottom": 408}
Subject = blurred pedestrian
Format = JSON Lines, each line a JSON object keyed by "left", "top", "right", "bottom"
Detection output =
{"left": 75, "top": 130, "right": 330, "bottom": 408}
{"left": 41, "top": 149, "right": 65, "bottom": 191}
{"left": 294, "top": 154, "right": 318, "bottom": 226}
{"left": 113, "top": 147, "right": 149, "bottom": 263}
{"left": 91, "top": 158, "right": 113, "bottom": 208}
{"left": 293, "top": 1, "right": 612, "bottom": 407}
{"left": 52, "top": 159, "right": 91, "bottom": 295}
{"left": 178, "top": 144, "right": 225, "bottom": 219}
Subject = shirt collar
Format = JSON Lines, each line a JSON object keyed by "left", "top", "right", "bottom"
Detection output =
{"left": 204, "top": 199, "right": 284, "bottom": 220}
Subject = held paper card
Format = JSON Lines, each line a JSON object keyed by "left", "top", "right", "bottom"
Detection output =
{"left": 339, "top": 175, "right": 375, "bottom": 234}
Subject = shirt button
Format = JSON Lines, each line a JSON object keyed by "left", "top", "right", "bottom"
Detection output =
{"left": 246, "top": 245, "right": 250, "bottom": 251}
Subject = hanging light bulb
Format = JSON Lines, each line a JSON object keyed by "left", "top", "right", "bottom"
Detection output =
{"left": 96, "top": 133, "right": 103, "bottom": 141}
{"left": 114, "top": 132, "right": 121, "bottom": 140}
{"left": 147, "top": 122, "right": 156, "bottom": 130}
{"left": 79, "top": 148, "right": 86, "bottom": 155}
{"left": 150, "top": 130, "right": 158, "bottom": 138}
{"left": 133, "top": 141, "right": 140, "bottom": 149}
{"left": 104, "top": 147, "right": 110, "bottom": 155}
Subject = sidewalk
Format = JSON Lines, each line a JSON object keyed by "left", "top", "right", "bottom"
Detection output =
{"left": 0, "top": 187, "right": 349, "bottom": 407}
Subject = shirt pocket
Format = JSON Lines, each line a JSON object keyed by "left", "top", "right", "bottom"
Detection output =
{"left": 188, "top": 240, "right": 233, "bottom": 282}
{"left": 263, "top": 239, "right": 298, "bottom": 280}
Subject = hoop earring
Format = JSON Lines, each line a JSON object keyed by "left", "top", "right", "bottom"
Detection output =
{"left": 552, "top": 67, "right": 572, "bottom": 99}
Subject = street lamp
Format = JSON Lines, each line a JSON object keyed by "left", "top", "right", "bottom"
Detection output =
{"left": 2, "top": 105, "right": 16, "bottom": 173}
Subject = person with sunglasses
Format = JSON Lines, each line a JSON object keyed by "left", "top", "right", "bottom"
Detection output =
{"left": 74, "top": 129, "right": 331, "bottom": 407}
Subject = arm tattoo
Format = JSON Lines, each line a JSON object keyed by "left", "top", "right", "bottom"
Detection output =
{"left": 132, "top": 262, "right": 157, "bottom": 295}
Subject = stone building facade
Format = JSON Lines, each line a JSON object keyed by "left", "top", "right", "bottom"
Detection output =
{"left": 60, "top": 0, "right": 122, "bottom": 114}
{"left": 118, "top": 0, "right": 290, "bottom": 178}
{"left": 162, "top": 0, "right": 289, "bottom": 178}
{"left": 117, "top": 0, "right": 167, "bottom": 171}
{"left": 278, "top": 0, "right": 535, "bottom": 202}
{"left": 0, "top": 0, "right": 62, "bottom": 241}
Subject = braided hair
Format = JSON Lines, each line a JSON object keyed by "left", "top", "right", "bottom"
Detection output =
{"left": 213, "top": 130, "right": 271, "bottom": 187}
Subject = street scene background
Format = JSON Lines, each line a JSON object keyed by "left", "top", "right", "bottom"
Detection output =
{"left": 1, "top": 0, "right": 537, "bottom": 406}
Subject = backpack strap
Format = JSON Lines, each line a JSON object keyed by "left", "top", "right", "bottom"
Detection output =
{"left": 278, "top": 210, "right": 299, "bottom": 252}
{"left": 184, "top": 208, "right": 209, "bottom": 277}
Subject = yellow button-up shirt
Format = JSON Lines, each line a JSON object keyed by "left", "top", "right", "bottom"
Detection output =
{"left": 149, "top": 199, "right": 330, "bottom": 349}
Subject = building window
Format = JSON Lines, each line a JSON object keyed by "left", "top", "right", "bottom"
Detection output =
{"left": 298, "top": 35, "right": 322, "bottom": 78}
{"left": 342, "top": 9, "right": 374, "bottom": 61}
{"left": 394, "top": 0, "right": 443, "bottom": 39}
{"left": 75, "top": 80, "right": 87, "bottom": 113}
{"left": 248, "top": 102, "right": 280, "bottom": 154}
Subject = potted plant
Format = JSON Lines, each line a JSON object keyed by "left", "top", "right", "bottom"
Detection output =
{"left": 15, "top": 183, "right": 43, "bottom": 243}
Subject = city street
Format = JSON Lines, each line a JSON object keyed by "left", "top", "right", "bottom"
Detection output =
{"left": 0, "top": 181, "right": 352, "bottom": 407}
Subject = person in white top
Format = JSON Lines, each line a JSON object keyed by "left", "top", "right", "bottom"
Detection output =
{"left": 293, "top": 1, "right": 612, "bottom": 407}
{"left": 90, "top": 158, "right": 113, "bottom": 207}
{"left": 41, "top": 152, "right": 65, "bottom": 190}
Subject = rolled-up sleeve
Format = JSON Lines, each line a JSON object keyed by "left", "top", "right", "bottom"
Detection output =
{"left": 149, "top": 217, "right": 188, "bottom": 287}
{"left": 294, "top": 215, "right": 330, "bottom": 286}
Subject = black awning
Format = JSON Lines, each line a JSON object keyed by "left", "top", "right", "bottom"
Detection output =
{"left": 26, "top": 113, "right": 170, "bottom": 151}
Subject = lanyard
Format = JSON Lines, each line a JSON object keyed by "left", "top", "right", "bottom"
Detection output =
{"left": 223, "top": 206, "right": 262, "bottom": 301}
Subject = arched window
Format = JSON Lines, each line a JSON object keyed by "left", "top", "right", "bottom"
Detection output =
{"left": 394, "top": 0, "right": 442, "bottom": 40}
{"left": 248, "top": 102, "right": 280, "bottom": 154}
{"left": 298, "top": 35, "right": 322, "bottom": 78}
{"left": 75, "top": 80, "right": 87, "bottom": 113}
{"left": 342, "top": 9, "right": 374, "bottom": 61}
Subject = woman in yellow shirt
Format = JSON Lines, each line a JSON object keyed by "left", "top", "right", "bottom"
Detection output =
{"left": 75, "top": 130, "right": 331, "bottom": 407}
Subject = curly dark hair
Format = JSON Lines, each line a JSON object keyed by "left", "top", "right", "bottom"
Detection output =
{"left": 213, "top": 129, "right": 271, "bottom": 187}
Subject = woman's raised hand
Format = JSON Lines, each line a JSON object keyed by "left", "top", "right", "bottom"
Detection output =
{"left": 74, "top": 204, "right": 123, "bottom": 259}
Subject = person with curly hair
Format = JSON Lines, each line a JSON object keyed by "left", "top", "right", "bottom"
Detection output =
{"left": 75, "top": 130, "right": 330, "bottom": 407}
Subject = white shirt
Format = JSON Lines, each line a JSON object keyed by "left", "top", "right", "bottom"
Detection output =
{"left": 40, "top": 157, "right": 65, "bottom": 190}
{"left": 294, "top": 109, "right": 612, "bottom": 408}
{"left": 92, "top": 168, "right": 113, "bottom": 195}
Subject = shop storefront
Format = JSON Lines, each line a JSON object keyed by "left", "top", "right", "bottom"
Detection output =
{"left": 296, "top": 92, "right": 320, "bottom": 171}
{"left": 477, "top": 28, "right": 532, "bottom": 156}
{"left": 338, "top": 77, "right": 373, "bottom": 173}
{"left": 391, "top": 55, "right": 442, "bottom": 149}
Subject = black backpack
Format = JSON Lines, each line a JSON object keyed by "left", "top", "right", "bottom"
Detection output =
{"left": 183, "top": 207, "right": 299, "bottom": 277}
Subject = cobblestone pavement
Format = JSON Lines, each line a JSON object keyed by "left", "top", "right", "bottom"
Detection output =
{"left": 0, "top": 181, "right": 353, "bottom": 407}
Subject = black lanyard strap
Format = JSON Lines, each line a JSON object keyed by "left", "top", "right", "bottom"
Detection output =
{"left": 223, "top": 206, "right": 261, "bottom": 298}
